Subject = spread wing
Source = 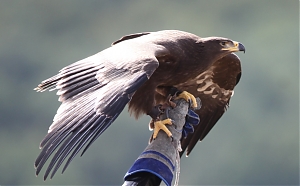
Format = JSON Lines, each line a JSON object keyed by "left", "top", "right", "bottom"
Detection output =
{"left": 34, "top": 43, "right": 162, "bottom": 180}
{"left": 177, "top": 53, "right": 242, "bottom": 156}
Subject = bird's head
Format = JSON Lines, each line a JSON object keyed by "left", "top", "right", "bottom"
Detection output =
{"left": 198, "top": 37, "right": 245, "bottom": 60}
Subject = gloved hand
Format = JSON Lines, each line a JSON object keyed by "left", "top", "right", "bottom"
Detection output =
{"left": 123, "top": 98, "right": 201, "bottom": 186}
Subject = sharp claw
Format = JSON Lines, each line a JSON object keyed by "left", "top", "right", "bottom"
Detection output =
{"left": 175, "top": 91, "right": 197, "bottom": 108}
{"left": 165, "top": 107, "right": 171, "bottom": 118}
{"left": 167, "top": 95, "right": 176, "bottom": 108}
{"left": 153, "top": 119, "right": 173, "bottom": 139}
{"left": 188, "top": 99, "right": 192, "bottom": 108}
{"left": 148, "top": 104, "right": 164, "bottom": 120}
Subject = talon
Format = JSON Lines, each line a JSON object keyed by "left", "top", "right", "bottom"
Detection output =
{"left": 175, "top": 91, "right": 197, "bottom": 108}
{"left": 167, "top": 95, "right": 176, "bottom": 108}
{"left": 160, "top": 95, "right": 176, "bottom": 110}
{"left": 165, "top": 107, "right": 171, "bottom": 119}
{"left": 153, "top": 118, "right": 173, "bottom": 139}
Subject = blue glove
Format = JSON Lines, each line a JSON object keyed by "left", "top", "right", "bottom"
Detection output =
{"left": 124, "top": 100, "right": 200, "bottom": 186}
{"left": 182, "top": 109, "right": 200, "bottom": 138}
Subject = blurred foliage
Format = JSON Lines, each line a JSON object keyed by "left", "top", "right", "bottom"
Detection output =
{"left": 0, "top": 0, "right": 298, "bottom": 185}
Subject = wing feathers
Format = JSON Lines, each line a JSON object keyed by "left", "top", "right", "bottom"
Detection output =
{"left": 35, "top": 50, "right": 159, "bottom": 179}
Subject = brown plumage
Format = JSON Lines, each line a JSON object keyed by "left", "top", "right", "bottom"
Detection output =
{"left": 177, "top": 53, "right": 242, "bottom": 156}
{"left": 34, "top": 30, "right": 245, "bottom": 180}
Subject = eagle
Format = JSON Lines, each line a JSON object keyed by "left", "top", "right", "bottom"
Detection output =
{"left": 34, "top": 30, "right": 245, "bottom": 180}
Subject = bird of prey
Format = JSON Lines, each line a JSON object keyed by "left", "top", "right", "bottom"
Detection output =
{"left": 34, "top": 30, "right": 245, "bottom": 180}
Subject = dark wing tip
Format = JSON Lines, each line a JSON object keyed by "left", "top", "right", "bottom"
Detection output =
{"left": 35, "top": 114, "right": 118, "bottom": 180}
{"left": 111, "top": 32, "right": 150, "bottom": 45}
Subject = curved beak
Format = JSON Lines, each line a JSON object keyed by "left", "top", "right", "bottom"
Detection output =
{"left": 237, "top": 42, "right": 246, "bottom": 53}
{"left": 222, "top": 41, "right": 246, "bottom": 53}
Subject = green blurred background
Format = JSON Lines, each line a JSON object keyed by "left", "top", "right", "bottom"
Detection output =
{"left": 0, "top": 0, "right": 298, "bottom": 185}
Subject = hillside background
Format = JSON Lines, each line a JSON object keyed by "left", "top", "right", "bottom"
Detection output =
{"left": 0, "top": 0, "right": 298, "bottom": 185}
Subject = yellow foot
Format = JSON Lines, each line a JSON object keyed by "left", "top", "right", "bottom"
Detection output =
{"left": 175, "top": 91, "right": 197, "bottom": 108}
{"left": 153, "top": 118, "right": 173, "bottom": 139}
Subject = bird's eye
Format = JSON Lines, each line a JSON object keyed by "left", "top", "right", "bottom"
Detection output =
{"left": 220, "top": 41, "right": 227, "bottom": 46}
